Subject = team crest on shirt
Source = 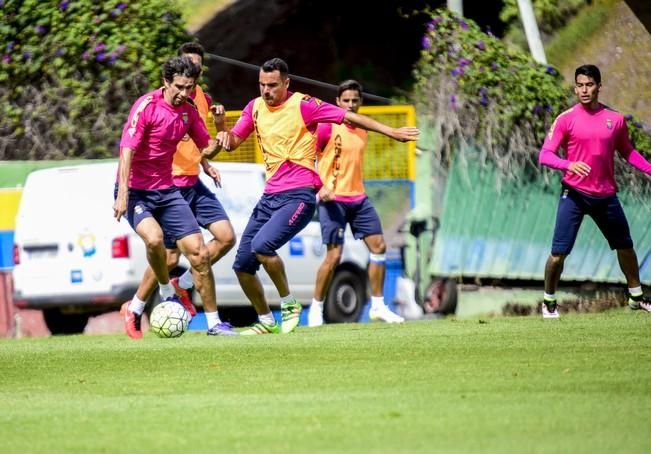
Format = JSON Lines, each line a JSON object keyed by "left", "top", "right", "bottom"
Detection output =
{"left": 606, "top": 118, "right": 613, "bottom": 129}
{"left": 182, "top": 112, "right": 188, "bottom": 124}
{"left": 301, "top": 95, "right": 322, "bottom": 105}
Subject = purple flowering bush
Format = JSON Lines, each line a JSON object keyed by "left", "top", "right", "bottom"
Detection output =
{"left": 413, "top": 8, "right": 571, "bottom": 177}
{"left": 0, "top": 0, "right": 190, "bottom": 159}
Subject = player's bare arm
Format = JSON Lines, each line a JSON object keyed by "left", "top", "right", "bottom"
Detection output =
{"left": 215, "top": 130, "right": 245, "bottom": 152}
{"left": 344, "top": 111, "right": 419, "bottom": 142}
{"left": 113, "top": 147, "right": 134, "bottom": 222}
{"left": 316, "top": 186, "right": 335, "bottom": 202}
{"left": 201, "top": 158, "right": 222, "bottom": 188}
{"left": 201, "top": 138, "right": 222, "bottom": 160}
{"left": 210, "top": 103, "right": 226, "bottom": 131}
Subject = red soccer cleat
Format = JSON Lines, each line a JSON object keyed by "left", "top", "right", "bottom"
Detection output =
{"left": 170, "top": 277, "right": 196, "bottom": 317}
{"left": 120, "top": 301, "right": 143, "bottom": 339}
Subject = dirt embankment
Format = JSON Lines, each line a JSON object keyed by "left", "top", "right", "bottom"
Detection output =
{"left": 560, "top": 1, "right": 651, "bottom": 124}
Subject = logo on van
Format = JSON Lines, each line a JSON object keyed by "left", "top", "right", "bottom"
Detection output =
{"left": 78, "top": 232, "right": 96, "bottom": 257}
{"left": 289, "top": 237, "right": 304, "bottom": 256}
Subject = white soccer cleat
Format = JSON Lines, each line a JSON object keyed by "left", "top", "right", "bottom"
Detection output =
{"left": 542, "top": 300, "right": 560, "bottom": 319}
{"left": 369, "top": 304, "right": 405, "bottom": 323}
{"left": 307, "top": 305, "right": 324, "bottom": 327}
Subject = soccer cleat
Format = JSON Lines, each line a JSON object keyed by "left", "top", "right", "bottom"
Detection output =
{"left": 161, "top": 294, "right": 182, "bottom": 305}
{"left": 628, "top": 293, "right": 651, "bottom": 312}
{"left": 206, "top": 321, "right": 239, "bottom": 336}
{"left": 369, "top": 304, "right": 405, "bottom": 323}
{"left": 307, "top": 304, "right": 324, "bottom": 327}
{"left": 281, "top": 300, "right": 303, "bottom": 334}
{"left": 240, "top": 321, "right": 281, "bottom": 335}
{"left": 542, "top": 299, "right": 560, "bottom": 319}
{"left": 170, "top": 277, "right": 196, "bottom": 317}
{"left": 120, "top": 301, "right": 143, "bottom": 339}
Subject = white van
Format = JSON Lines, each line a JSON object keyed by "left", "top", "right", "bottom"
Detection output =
{"left": 12, "top": 161, "right": 369, "bottom": 334}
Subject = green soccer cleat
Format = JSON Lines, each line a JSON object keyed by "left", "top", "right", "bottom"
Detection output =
{"left": 281, "top": 300, "right": 302, "bottom": 334}
{"left": 628, "top": 294, "right": 651, "bottom": 312}
{"left": 240, "top": 321, "right": 280, "bottom": 335}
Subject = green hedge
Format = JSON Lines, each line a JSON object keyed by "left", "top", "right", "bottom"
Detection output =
{"left": 0, "top": 0, "right": 190, "bottom": 160}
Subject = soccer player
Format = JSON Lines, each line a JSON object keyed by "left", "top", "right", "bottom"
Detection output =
{"left": 114, "top": 56, "right": 233, "bottom": 339}
{"left": 215, "top": 58, "right": 419, "bottom": 335}
{"left": 121, "top": 43, "right": 237, "bottom": 339}
{"left": 539, "top": 64, "right": 651, "bottom": 319}
{"left": 307, "top": 80, "right": 404, "bottom": 327}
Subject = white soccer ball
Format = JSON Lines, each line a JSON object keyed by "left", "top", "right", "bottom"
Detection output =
{"left": 149, "top": 301, "right": 190, "bottom": 338}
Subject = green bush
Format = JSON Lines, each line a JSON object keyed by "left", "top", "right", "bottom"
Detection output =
{"left": 413, "top": 8, "right": 571, "bottom": 181}
{"left": 0, "top": 0, "right": 190, "bottom": 159}
{"left": 500, "top": 0, "right": 587, "bottom": 34}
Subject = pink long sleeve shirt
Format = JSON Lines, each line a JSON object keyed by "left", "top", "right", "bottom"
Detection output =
{"left": 539, "top": 103, "right": 651, "bottom": 196}
{"left": 119, "top": 89, "right": 210, "bottom": 190}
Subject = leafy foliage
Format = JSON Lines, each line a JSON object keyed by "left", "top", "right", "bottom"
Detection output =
{"left": 499, "top": 0, "right": 587, "bottom": 52}
{"left": 0, "top": 0, "right": 190, "bottom": 159}
{"left": 413, "top": 8, "right": 570, "bottom": 182}
{"left": 499, "top": 0, "right": 587, "bottom": 34}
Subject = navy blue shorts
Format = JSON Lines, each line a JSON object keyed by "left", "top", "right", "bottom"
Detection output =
{"left": 233, "top": 188, "right": 316, "bottom": 274}
{"left": 319, "top": 197, "right": 382, "bottom": 245}
{"left": 551, "top": 185, "right": 633, "bottom": 255}
{"left": 179, "top": 180, "right": 229, "bottom": 228}
{"left": 118, "top": 186, "right": 201, "bottom": 249}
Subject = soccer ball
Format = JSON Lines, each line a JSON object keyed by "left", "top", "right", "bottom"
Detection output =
{"left": 149, "top": 301, "right": 190, "bottom": 338}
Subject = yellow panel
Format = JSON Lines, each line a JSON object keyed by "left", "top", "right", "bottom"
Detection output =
{"left": 0, "top": 189, "right": 22, "bottom": 230}
{"left": 359, "top": 105, "right": 416, "bottom": 181}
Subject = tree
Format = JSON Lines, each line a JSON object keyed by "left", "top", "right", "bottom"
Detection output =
{"left": 0, "top": 0, "right": 191, "bottom": 159}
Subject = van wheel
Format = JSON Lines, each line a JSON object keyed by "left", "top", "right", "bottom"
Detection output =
{"left": 423, "top": 278, "right": 458, "bottom": 315}
{"left": 324, "top": 269, "right": 365, "bottom": 323}
{"left": 43, "top": 309, "right": 89, "bottom": 335}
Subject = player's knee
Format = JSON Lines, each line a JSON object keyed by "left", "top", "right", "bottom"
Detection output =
{"left": 251, "top": 237, "right": 274, "bottom": 256}
{"left": 548, "top": 254, "right": 566, "bottom": 266}
{"left": 367, "top": 236, "right": 386, "bottom": 254}
{"left": 222, "top": 231, "right": 236, "bottom": 251}
{"left": 188, "top": 246, "right": 211, "bottom": 272}
{"left": 325, "top": 251, "right": 343, "bottom": 267}
{"left": 143, "top": 233, "right": 164, "bottom": 250}
{"left": 373, "top": 241, "right": 386, "bottom": 254}
{"left": 233, "top": 249, "right": 260, "bottom": 275}
{"left": 212, "top": 222, "right": 236, "bottom": 248}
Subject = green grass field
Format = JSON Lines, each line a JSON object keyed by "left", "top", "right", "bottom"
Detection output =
{"left": 2, "top": 310, "right": 650, "bottom": 453}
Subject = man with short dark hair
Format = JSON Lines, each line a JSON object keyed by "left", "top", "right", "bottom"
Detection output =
{"left": 121, "top": 43, "right": 237, "bottom": 338}
{"left": 215, "top": 58, "right": 419, "bottom": 334}
{"left": 539, "top": 64, "right": 651, "bottom": 319}
{"left": 114, "top": 55, "right": 230, "bottom": 339}
{"left": 307, "top": 79, "right": 404, "bottom": 327}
